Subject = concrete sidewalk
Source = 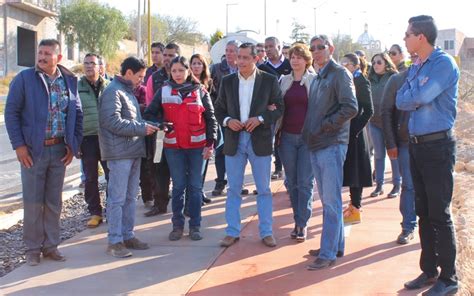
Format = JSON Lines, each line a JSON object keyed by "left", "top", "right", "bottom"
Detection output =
{"left": 0, "top": 165, "right": 423, "bottom": 295}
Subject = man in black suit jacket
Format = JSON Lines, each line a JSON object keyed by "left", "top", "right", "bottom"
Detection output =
{"left": 215, "top": 43, "right": 283, "bottom": 248}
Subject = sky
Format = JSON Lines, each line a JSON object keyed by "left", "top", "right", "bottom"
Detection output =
{"left": 102, "top": 0, "right": 473, "bottom": 50}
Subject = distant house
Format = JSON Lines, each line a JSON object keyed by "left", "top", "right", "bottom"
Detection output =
{"left": 0, "top": 0, "right": 77, "bottom": 77}
{"left": 437, "top": 28, "right": 474, "bottom": 70}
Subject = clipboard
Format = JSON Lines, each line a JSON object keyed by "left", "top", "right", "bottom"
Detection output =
{"left": 153, "top": 131, "right": 165, "bottom": 163}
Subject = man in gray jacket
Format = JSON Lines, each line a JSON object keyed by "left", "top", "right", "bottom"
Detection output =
{"left": 99, "top": 57, "right": 160, "bottom": 258}
{"left": 303, "top": 35, "right": 358, "bottom": 270}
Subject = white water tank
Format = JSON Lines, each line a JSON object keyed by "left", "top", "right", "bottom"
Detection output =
{"left": 209, "top": 30, "right": 264, "bottom": 64}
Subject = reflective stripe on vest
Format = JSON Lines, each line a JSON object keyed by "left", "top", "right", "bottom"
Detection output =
{"left": 164, "top": 137, "right": 177, "bottom": 144}
{"left": 191, "top": 133, "right": 206, "bottom": 143}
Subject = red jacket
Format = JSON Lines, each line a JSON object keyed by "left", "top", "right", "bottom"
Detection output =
{"left": 161, "top": 85, "right": 207, "bottom": 149}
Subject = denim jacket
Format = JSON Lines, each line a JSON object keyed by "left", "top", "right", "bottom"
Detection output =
{"left": 396, "top": 47, "right": 459, "bottom": 136}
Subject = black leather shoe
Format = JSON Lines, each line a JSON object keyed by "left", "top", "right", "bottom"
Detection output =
{"left": 422, "top": 280, "right": 458, "bottom": 296}
{"left": 271, "top": 170, "right": 283, "bottom": 180}
{"left": 202, "top": 196, "right": 212, "bottom": 204}
{"left": 43, "top": 249, "right": 66, "bottom": 262}
{"left": 144, "top": 206, "right": 166, "bottom": 217}
{"left": 212, "top": 179, "right": 227, "bottom": 196}
{"left": 308, "top": 248, "right": 344, "bottom": 258}
{"left": 290, "top": 225, "right": 298, "bottom": 239}
{"left": 404, "top": 273, "right": 438, "bottom": 290}
{"left": 397, "top": 230, "right": 415, "bottom": 245}
{"left": 241, "top": 188, "right": 249, "bottom": 195}
{"left": 387, "top": 184, "right": 401, "bottom": 198}
{"left": 306, "top": 258, "right": 336, "bottom": 270}
{"left": 370, "top": 184, "right": 384, "bottom": 197}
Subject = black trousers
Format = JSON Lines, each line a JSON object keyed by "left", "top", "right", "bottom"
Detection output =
{"left": 349, "top": 187, "right": 363, "bottom": 209}
{"left": 409, "top": 137, "right": 457, "bottom": 284}
{"left": 81, "top": 135, "right": 109, "bottom": 216}
{"left": 154, "top": 153, "right": 171, "bottom": 210}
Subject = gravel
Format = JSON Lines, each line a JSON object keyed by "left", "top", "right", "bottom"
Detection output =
{"left": 0, "top": 192, "right": 90, "bottom": 277}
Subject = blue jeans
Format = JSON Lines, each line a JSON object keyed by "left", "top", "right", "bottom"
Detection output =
{"left": 369, "top": 123, "right": 401, "bottom": 185}
{"left": 398, "top": 143, "right": 416, "bottom": 232}
{"left": 225, "top": 132, "right": 273, "bottom": 238}
{"left": 165, "top": 147, "right": 204, "bottom": 229}
{"left": 310, "top": 144, "right": 347, "bottom": 260}
{"left": 278, "top": 132, "right": 314, "bottom": 227}
{"left": 107, "top": 158, "right": 141, "bottom": 244}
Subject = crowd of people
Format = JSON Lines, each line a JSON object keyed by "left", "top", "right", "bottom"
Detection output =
{"left": 4, "top": 14, "right": 460, "bottom": 295}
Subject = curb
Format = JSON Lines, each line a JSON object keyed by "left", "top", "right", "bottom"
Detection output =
{"left": 0, "top": 173, "right": 82, "bottom": 230}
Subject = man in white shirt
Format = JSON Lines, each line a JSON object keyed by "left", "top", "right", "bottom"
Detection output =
{"left": 214, "top": 43, "right": 284, "bottom": 248}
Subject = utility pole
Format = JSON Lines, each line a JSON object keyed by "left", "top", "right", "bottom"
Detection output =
{"left": 147, "top": 0, "right": 151, "bottom": 65}
{"left": 137, "top": 0, "right": 141, "bottom": 57}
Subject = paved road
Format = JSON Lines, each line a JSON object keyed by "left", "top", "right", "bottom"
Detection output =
{"left": 0, "top": 123, "right": 81, "bottom": 201}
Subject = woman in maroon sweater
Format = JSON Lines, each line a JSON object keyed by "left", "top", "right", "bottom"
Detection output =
{"left": 275, "top": 44, "right": 316, "bottom": 242}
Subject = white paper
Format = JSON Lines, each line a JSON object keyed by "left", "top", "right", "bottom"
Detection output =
{"left": 153, "top": 131, "right": 165, "bottom": 163}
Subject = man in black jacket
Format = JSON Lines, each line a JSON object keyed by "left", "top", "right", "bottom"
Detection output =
{"left": 215, "top": 43, "right": 283, "bottom": 248}
{"left": 303, "top": 35, "right": 358, "bottom": 270}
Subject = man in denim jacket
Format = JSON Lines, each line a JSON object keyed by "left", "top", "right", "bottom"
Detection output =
{"left": 397, "top": 15, "right": 460, "bottom": 296}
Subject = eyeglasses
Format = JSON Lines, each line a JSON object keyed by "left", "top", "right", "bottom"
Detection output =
{"left": 309, "top": 44, "right": 328, "bottom": 52}
{"left": 373, "top": 60, "right": 384, "bottom": 65}
{"left": 83, "top": 61, "right": 97, "bottom": 66}
{"left": 388, "top": 51, "right": 398, "bottom": 56}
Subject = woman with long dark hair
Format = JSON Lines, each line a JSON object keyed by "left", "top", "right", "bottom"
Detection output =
{"left": 340, "top": 53, "right": 374, "bottom": 224}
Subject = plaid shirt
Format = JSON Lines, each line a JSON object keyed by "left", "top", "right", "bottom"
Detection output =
{"left": 40, "top": 69, "right": 70, "bottom": 139}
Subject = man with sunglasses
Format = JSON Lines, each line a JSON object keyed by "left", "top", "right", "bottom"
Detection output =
{"left": 78, "top": 53, "right": 110, "bottom": 228}
{"left": 388, "top": 44, "right": 408, "bottom": 72}
{"left": 397, "top": 15, "right": 459, "bottom": 296}
{"left": 303, "top": 35, "right": 358, "bottom": 270}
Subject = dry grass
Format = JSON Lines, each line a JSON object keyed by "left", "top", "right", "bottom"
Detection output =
{"left": 0, "top": 75, "right": 14, "bottom": 96}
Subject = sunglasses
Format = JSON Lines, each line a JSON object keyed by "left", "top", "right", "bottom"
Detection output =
{"left": 309, "top": 44, "right": 328, "bottom": 52}
{"left": 341, "top": 62, "right": 353, "bottom": 67}
{"left": 388, "top": 51, "right": 398, "bottom": 56}
{"left": 373, "top": 60, "right": 384, "bottom": 65}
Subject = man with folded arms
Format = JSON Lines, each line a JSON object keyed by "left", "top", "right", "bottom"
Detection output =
{"left": 397, "top": 15, "right": 460, "bottom": 296}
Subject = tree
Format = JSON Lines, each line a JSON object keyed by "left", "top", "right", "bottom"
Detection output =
{"left": 57, "top": 0, "right": 128, "bottom": 58}
{"left": 289, "top": 19, "right": 310, "bottom": 44}
{"left": 126, "top": 13, "right": 168, "bottom": 58}
{"left": 161, "top": 15, "right": 205, "bottom": 45}
{"left": 210, "top": 30, "right": 224, "bottom": 46}
{"left": 331, "top": 34, "right": 364, "bottom": 62}
{"left": 127, "top": 13, "right": 205, "bottom": 55}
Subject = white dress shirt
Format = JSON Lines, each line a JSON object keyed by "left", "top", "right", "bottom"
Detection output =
{"left": 238, "top": 69, "right": 256, "bottom": 123}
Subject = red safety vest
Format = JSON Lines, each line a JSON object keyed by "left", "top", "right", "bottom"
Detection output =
{"left": 161, "top": 85, "right": 207, "bottom": 149}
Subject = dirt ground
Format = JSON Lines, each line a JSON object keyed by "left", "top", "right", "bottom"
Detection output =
{"left": 452, "top": 100, "right": 474, "bottom": 294}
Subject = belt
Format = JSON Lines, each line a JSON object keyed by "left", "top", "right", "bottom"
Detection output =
{"left": 409, "top": 130, "right": 451, "bottom": 144}
{"left": 44, "top": 137, "right": 64, "bottom": 146}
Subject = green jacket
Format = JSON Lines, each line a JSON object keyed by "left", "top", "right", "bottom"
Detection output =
{"left": 78, "top": 76, "right": 109, "bottom": 136}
